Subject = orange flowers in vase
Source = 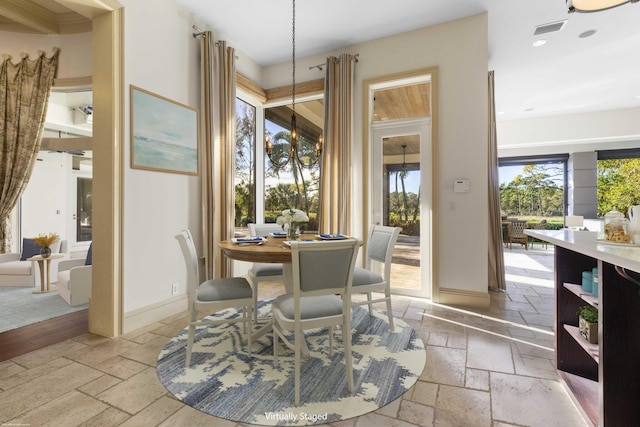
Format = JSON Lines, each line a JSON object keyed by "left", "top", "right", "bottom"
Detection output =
{"left": 33, "top": 232, "right": 60, "bottom": 258}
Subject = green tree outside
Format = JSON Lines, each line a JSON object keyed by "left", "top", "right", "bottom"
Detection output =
{"left": 597, "top": 158, "right": 640, "bottom": 216}
{"left": 500, "top": 164, "right": 564, "bottom": 218}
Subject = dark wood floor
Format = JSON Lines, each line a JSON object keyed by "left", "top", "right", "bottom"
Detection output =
{"left": 0, "top": 310, "right": 88, "bottom": 362}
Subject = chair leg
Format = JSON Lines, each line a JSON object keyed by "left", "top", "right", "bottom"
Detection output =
{"left": 328, "top": 326, "right": 334, "bottom": 357}
{"left": 385, "top": 290, "right": 394, "bottom": 331}
{"left": 343, "top": 317, "right": 354, "bottom": 393}
{"left": 294, "top": 329, "right": 301, "bottom": 406}
{"left": 252, "top": 282, "right": 259, "bottom": 323}
{"left": 273, "top": 325, "right": 278, "bottom": 367}
{"left": 366, "top": 292, "right": 373, "bottom": 316}
{"left": 185, "top": 309, "right": 198, "bottom": 367}
{"left": 245, "top": 306, "right": 252, "bottom": 358}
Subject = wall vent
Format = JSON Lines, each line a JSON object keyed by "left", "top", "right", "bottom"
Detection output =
{"left": 533, "top": 20, "right": 568, "bottom": 36}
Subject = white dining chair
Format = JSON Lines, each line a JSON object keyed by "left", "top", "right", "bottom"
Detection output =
{"left": 175, "top": 230, "right": 254, "bottom": 366}
{"left": 351, "top": 225, "right": 401, "bottom": 331}
{"left": 272, "top": 239, "right": 360, "bottom": 406}
{"left": 247, "top": 223, "right": 284, "bottom": 322}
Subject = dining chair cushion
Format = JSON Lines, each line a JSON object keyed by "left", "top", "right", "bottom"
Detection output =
{"left": 250, "top": 263, "right": 283, "bottom": 277}
{"left": 275, "top": 294, "right": 344, "bottom": 320}
{"left": 197, "top": 277, "right": 252, "bottom": 301}
{"left": 352, "top": 267, "right": 384, "bottom": 287}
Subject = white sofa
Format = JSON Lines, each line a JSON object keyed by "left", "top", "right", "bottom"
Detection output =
{"left": 57, "top": 246, "right": 91, "bottom": 306}
{"left": 0, "top": 240, "right": 68, "bottom": 287}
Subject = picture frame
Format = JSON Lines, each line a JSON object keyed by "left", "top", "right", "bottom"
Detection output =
{"left": 130, "top": 85, "right": 199, "bottom": 175}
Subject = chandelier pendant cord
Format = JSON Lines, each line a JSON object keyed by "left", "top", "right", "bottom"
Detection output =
{"left": 292, "top": 0, "right": 296, "bottom": 113}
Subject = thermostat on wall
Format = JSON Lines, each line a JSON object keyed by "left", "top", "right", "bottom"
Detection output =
{"left": 454, "top": 179, "right": 470, "bottom": 193}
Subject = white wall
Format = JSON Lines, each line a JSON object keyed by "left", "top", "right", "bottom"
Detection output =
{"left": 498, "top": 107, "right": 640, "bottom": 157}
{"left": 260, "top": 14, "right": 489, "bottom": 296}
{"left": 120, "top": 0, "right": 203, "bottom": 314}
{"left": 0, "top": 31, "right": 92, "bottom": 79}
{"left": 21, "top": 152, "right": 69, "bottom": 240}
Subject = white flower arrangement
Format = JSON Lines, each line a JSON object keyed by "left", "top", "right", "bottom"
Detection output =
{"left": 276, "top": 208, "right": 309, "bottom": 239}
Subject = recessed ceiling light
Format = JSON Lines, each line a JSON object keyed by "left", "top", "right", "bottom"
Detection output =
{"left": 579, "top": 29, "right": 598, "bottom": 38}
{"left": 532, "top": 39, "right": 547, "bottom": 47}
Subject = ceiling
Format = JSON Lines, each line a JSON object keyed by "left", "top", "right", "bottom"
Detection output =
{"left": 3, "top": 0, "right": 639, "bottom": 122}
{"left": 0, "top": 0, "right": 90, "bottom": 34}
{"left": 176, "top": 0, "right": 640, "bottom": 121}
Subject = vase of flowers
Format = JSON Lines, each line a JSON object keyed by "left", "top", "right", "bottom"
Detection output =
{"left": 276, "top": 209, "right": 309, "bottom": 240}
{"left": 33, "top": 232, "right": 60, "bottom": 258}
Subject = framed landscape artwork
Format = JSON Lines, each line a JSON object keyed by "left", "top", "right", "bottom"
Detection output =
{"left": 130, "top": 85, "right": 199, "bottom": 175}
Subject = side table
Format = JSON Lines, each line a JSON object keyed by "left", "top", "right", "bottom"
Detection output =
{"left": 27, "top": 254, "right": 64, "bottom": 293}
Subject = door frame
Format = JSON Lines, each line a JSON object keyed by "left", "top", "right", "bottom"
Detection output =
{"left": 68, "top": 172, "right": 93, "bottom": 251}
{"left": 362, "top": 67, "right": 440, "bottom": 302}
{"left": 372, "top": 119, "right": 431, "bottom": 298}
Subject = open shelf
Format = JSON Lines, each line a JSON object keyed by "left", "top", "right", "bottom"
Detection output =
{"left": 557, "top": 370, "right": 598, "bottom": 427}
{"left": 563, "top": 283, "right": 599, "bottom": 307}
{"left": 564, "top": 324, "right": 599, "bottom": 363}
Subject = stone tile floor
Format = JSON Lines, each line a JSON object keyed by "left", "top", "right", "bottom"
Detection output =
{"left": 0, "top": 245, "right": 589, "bottom": 426}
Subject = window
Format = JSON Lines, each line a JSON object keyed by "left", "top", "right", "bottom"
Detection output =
{"left": 234, "top": 96, "right": 323, "bottom": 233}
{"left": 263, "top": 99, "right": 323, "bottom": 231}
{"left": 235, "top": 98, "right": 256, "bottom": 231}
{"left": 597, "top": 149, "right": 640, "bottom": 216}
{"left": 499, "top": 155, "right": 567, "bottom": 227}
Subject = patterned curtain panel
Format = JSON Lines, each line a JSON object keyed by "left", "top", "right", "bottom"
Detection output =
{"left": 0, "top": 50, "right": 59, "bottom": 253}
{"left": 488, "top": 71, "right": 506, "bottom": 290}
{"left": 199, "top": 31, "right": 215, "bottom": 280}
{"left": 318, "top": 53, "right": 355, "bottom": 235}
{"left": 213, "top": 41, "right": 236, "bottom": 278}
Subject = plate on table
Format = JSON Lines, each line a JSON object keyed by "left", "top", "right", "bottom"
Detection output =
{"left": 231, "top": 237, "right": 265, "bottom": 244}
{"left": 318, "top": 234, "right": 348, "bottom": 240}
{"left": 269, "top": 232, "right": 288, "bottom": 238}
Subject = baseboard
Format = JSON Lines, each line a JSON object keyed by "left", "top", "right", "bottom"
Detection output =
{"left": 437, "top": 287, "right": 490, "bottom": 309}
{"left": 123, "top": 294, "right": 188, "bottom": 334}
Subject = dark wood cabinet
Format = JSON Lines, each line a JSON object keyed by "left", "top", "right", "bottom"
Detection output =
{"left": 554, "top": 245, "right": 640, "bottom": 427}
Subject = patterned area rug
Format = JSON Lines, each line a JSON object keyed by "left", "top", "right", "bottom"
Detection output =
{"left": 157, "top": 301, "right": 426, "bottom": 426}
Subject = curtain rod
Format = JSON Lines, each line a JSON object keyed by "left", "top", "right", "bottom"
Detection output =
{"left": 309, "top": 53, "right": 359, "bottom": 71}
{"left": 192, "top": 25, "right": 206, "bottom": 38}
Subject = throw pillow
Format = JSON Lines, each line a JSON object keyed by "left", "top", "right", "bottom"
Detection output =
{"left": 20, "top": 238, "right": 41, "bottom": 261}
{"left": 85, "top": 243, "right": 93, "bottom": 265}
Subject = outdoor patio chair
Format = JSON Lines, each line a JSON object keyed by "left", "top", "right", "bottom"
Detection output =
{"left": 509, "top": 220, "right": 529, "bottom": 250}
{"left": 529, "top": 220, "right": 548, "bottom": 249}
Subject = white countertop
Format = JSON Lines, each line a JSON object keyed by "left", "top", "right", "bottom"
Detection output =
{"left": 525, "top": 229, "right": 640, "bottom": 273}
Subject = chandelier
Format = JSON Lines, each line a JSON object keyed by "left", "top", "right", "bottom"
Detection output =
{"left": 265, "top": 0, "right": 322, "bottom": 168}
{"left": 567, "top": 0, "right": 638, "bottom": 12}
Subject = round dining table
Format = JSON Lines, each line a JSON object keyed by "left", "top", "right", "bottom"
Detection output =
{"left": 219, "top": 234, "right": 360, "bottom": 357}
{"left": 218, "top": 234, "right": 297, "bottom": 264}
{"left": 218, "top": 234, "right": 321, "bottom": 355}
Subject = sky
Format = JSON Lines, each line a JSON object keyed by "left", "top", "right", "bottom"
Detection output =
{"left": 499, "top": 165, "right": 523, "bottom": 185}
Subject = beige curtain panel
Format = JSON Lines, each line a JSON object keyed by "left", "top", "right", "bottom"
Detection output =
{"left": 198, "top": 31, "right": 216, "bottom": 280}
{"left": 487, "top": 70, "right": 506, "bottom": 290}
{"left": 0, "top": 49, "right": 59, "bottom": 253}
{"left": 319, "top": 53, "right": 356, "bottom": 235}
{"left": 213, "top": 40, "right": 236, "bottom": 278}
